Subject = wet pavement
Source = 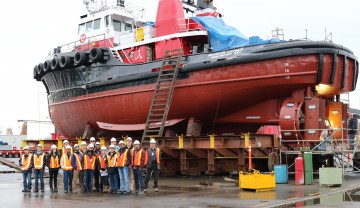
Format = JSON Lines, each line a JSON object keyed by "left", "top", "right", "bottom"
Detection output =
{"left": 1, "top": 172, "right": 360, "bottom": 208}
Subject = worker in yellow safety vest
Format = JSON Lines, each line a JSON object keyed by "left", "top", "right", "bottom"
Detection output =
{"left": 19, "top": 146, "right": 32, "bottom": 192}
{"left": 144, "top": 139, "right": 161, "bottom": 193}
{"left": 61, "top": 145, "right": 74, "bottom": 193}
{"left": 46, "top": 144, "right": 60, "bottom": 193}
{"left": 33, "top": 144, "right": 46, "bottom": 193}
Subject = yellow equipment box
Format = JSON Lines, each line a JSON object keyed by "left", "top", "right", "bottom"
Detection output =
{"left": 239, "top": 170, "right": 276, "bottom": 192}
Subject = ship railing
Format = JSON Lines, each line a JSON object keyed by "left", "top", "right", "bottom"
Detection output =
{"left": 177, "top": 18, "right": 206, "bottom": 32}
{"left": 58, "top": 34, "right": 109, "bottom": 53}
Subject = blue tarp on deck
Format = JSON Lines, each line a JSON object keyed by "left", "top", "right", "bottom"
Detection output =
{"left": 192, "top": 16, "right": 282, "bottom": 51}
{"left": 192, "top": 16, "right": 248, "bottom": 51}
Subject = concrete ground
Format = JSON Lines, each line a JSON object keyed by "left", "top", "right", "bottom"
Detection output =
{"left": 1, "top": 171, "right": 360, "bottom": 208}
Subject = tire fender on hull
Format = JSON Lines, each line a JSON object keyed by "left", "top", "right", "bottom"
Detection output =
{"left": 43, "top": 60, "right": 51, "bottom": 73}
{"left": 89, "top": 47, "right": 104, "bottom": 62}
{"left": 51, "top": 58, "right": 61, "bottom": 71}
{"left": 74, "top": 52, "right": 88, "bottom": 66}
{"left": 60, "top": 56, "right": 72, "bottom": 69}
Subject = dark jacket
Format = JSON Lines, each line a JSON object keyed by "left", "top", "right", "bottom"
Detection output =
{"left": 349, "top": 117, "right": 358, "bottom": 134}
{"left": 71, "top": 151, "right": 83, "bottom": 170}
{"left": 46, "top": 151, "right": 60, "bottom": 169}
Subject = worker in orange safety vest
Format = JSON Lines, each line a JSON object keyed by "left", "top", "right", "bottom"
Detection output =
{"left": 46, "top": 144, "right": 60, "bottom": 193}
{"left": 144, "top": 139, "right": 161, "bottom": 193}
{"left": 33, "top": 144, "right": 46, "bottom": 193}
{"left": 19, "top": 146, "right": 32, "bottom": 192}
{"left": 132, "top": 140, "right": 146, "bottom": 194}
{"left": 82, "top": 143, "right": 96, "bottom": 193}
{"left": 61, "top": 145, "right": 74, "bottom": 193}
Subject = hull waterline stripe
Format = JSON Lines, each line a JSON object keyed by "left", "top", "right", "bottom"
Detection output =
{"left": 316, "top": 53, "right": 324, "bottom": 83}
{"left": 49, "top": 70, "right": 317, "bottom": 106}
{"left": 329, "top": 53, "right": 337, "bottom": 84}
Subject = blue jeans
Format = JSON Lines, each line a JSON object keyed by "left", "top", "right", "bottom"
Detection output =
{"left": 109, "top": 173, "right": 118, "bottom": 192}
{"left": 118, "top": 166, "right": 130, "bottom": 192}
{"left": 83, "top": 170, "right": 94, "bottom": 192}
{"left": 133, "top": 168, "right": 144, "bottom": 192}
{"left": 22, "top": 170, "right": 32, "bottom": 190}
{"left": 34, "top": 169, "right": 44, "bottom": 190}
{"left": 63, "top": 170, "right": 73, "bottom": 191}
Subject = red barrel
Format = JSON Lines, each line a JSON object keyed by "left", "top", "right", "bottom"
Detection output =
{"left": 295, "top": 153, "right": 304, "bottom": 185}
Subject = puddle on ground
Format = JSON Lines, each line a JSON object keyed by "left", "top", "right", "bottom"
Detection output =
{"left": 284, "top": 191, "right": 360, "bottom": 207}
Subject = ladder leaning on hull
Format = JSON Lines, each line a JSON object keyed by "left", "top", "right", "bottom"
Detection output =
{"left": 142, "top": 49, "right": 184, "bottom": 143}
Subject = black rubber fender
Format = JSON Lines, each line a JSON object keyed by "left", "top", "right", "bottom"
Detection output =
{"left": 33, "top": 65, "right": 38, "bottom": 80}
{"left": 89, "top": 47, "right": 103, "bottom": 62}
{"left": 60, "top": 56, "right": 72, "bottom": 69}
{"left": 74, "top": 52, "right": 87, "bottom": 66}
{"left": 43, "top": 60, "right": 51, "bottom": 73}
{"left": 50, "top": 58, "right": 61, "bottom": 71}
{"left": 37, "top": 63, "right": 44, "bottom": 75}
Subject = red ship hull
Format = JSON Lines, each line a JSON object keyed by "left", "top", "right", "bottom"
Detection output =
{"left": 48, "top": 53, "right": 357, "bottom": 138}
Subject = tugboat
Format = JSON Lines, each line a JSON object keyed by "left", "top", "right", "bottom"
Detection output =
{"left": 34, "top": 0, "right": 358, "bottom": 140}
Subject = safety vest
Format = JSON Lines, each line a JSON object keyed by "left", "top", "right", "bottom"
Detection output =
{"left": 133, "top": 149, "right": 144, "bottom": 166}
{"left": 74, "top": 153, "right": 83, "bottom": 170}
{"left": 117, "top": 149, "right": 129, "bottom": 167}
{"left": 107, "top": 153, "right": 117, "bottom": 167}
{"left": 49, "top": 154, "right": 60, "bottom": 169}
{"left": 83, "top": 154, "right": 96, "bottom": 170}
{"left": 145, "top": 148, "right": 161, "bottom": 165}
{"left": 99, "top": 155, "right": 107, "bottom": 169}
{"left": 34, "top": 153, "right": 45, "bottom": 170}
{"left": 62, "top": 147, "right": 73, "bottom": 155}
{"left": 21, "top": 154, "right": 32, "bottom": 171}
{"left": 63, "top": 154, "right": 73, "bottom": 171}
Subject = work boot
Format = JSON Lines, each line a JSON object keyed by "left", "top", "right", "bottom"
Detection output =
{"left": 155, "top": 188, "right": 158, "bottom": 192}
{"left": 123, "top": 191, "right": 129, "bottom": 195}
{"left": 50, "top": 189, "right": 54, "bottom": 193}
{"left": 33, "top": 189, "right": 39, "bottom": 193}
{"left": 143, "top": 189, "right": 147, "bottom": 193}
{"left": 22, "top": 189, "right": 27, "bottom": 192}
{"left": 54, "top": 189, "right": 58, "bottom": 193}
{"left": 41, "top": 189, "right": 44, "bottom": 193}
{"left": 64, "top": 190, "right": 68, "bottom": 193}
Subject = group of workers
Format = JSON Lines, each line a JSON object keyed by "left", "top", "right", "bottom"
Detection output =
{"left": 19, "top": 137, "right": 161, "bottom": 195}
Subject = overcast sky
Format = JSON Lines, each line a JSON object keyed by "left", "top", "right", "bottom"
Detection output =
{"left": 0, "top": 0, "right": 359, "bottom": 134}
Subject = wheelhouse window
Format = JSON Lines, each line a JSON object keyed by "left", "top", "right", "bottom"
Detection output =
{"left": 105, "top": 15, "right": 110, "bottom": 27}
{"left": 113, "top": 20, "right": 121, "bottom": 32}
{"left": 125, "top": 23, "right": 132, "bottom": 31}
{"left": 93, "top": 18, "right": 101, "bottom": 30}
{"left": 78, "top": 23, "right": 85, "bottom": 34}
{"left": 86, "top": 21, "right": 93, "bottom": 32}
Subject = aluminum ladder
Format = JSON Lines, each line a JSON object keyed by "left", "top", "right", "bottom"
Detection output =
{"left": 142, "top": 49, "right": 183, "bottom": 142}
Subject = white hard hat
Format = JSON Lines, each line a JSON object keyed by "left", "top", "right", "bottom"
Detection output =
{"left": 126, "top": 137, "right": 132, "bottom": 141}
{"left": 109, "top": 144, "right": 115, "bottom": 149}
{"left": 51, "top": 145, "right": 57, "bottom": 149}
{"left": 24, "top": 146, "right": 29, "bottom": 150}
{"left": 110, "top": 137, "right": 116, "bottom": 142}
{"left": 81, "top": 141, "right": 87, "bottom": 145}
{"left": 74, "top": 144, "right": 79, "bottom": 148}
{"left": 119, "top": 140, "right": 125, "bottom": 145}
{"left": 95, "top": 141, "right": 101, "bottom": 145}
{"left": 37, "top": 144, "right": 42, "bottom": 148}
{"left": 88, "top": 144, "right": 94, "bottom": 148}
{"left": 134, "top": 140, "right": 140, "bottom": 145}
{"left": 63, "top": 140, "right": 69, "bottom": 144}
{"left": 65, "top": 145, "right": 72, "bottom": 150}
{"left": 150, "top": 139, "right": 156, "bottom": 144}
{"left": 101, "top": 146, "right": 107, "bottom": 150}
{"left": 90, "top": 137, "right": 96, "bottom": 141}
